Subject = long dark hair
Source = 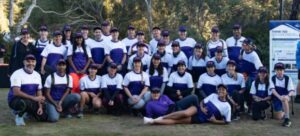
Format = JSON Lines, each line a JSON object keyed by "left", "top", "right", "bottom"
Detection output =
{"left": 149, "top": 57, "right": 164, "bottom": 76}
{"left": 62, "top": 30, "right": 73, "bottom": 45}
{"left": 255, "top": 72, "right": 269, "bottom": 89}
{"left": 71, "top": 36, "right": 88, "bottom": 59}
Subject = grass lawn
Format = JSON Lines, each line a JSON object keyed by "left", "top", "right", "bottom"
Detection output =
{"left": 0, "top": 89, "right": 299, "bottom": 136}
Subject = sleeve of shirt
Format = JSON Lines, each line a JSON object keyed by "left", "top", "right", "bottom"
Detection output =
{"left": 253, "top": 52, "right": 263, "bottom": 70}
{"left": 44, "top": 75, "right": 52, "bottom": 89}
{"left": 183, "top": 54, "right": 188, "bottom": 66}
{"left": 268, "top": 80, "right": 275, "bottom": 96}
{"left": 240, "top": 74, "right": 246, "bottom": 89}
{"left": 203, "top": 93, "right": 214, "bottom": 103}
{"left": 122, "top": 42, "right": 127, "bottom": 53}
{"left": 197, "top": 75, "right": 203, "bottom": 89}
{"left": 117, "top": 74, "right": 123, "bottom": 90}
{"left": 187, "top": 73, "right": 194, "bottom": 88}
{"left": 122, "top": 74, "right": 130, "bottom": 87}
{"left": 37, "top": 74, "right": 42, "bottom": 90}
{"left": 41, "top": 45, "right": 49, "bottom": 57}
{"left": 101, "top": 76, "right": 107, "bottom": 89}
{"left": 287, "top": 77, "right": 295, "bottom": 92}
{"left": 80, "top": 78, "right": 86, "bottom": 91}
{"left": 163, "top": 68, "right": 168, "bottom": 82}
{"left": 188, "top": 57, "right": 193, "bottom": 70}
{"left": 127, "top": 56, "right": 133, "bottom": 70}
{"left": 68, "top": 75, "right": 73, "bottom": 88}
{"left": 144, "top": 73, "right": 150, "bottom": 87}
{"left": 86, "top": 46, "right": 92, "bottom": 58}
{"left": 10, "top": 72, "right": 21, "bottom": 87}
{"left": 167, "top": 73, "right": 174, "bottom": 87}
{"left": 105, "top": 43, "right": 110, "bottom": 55}
{"left": 67, "top": 45, "right": 73, "bottom": 56}
{"left": 250, "top": 81, "right": 256, "bottom": 95}
{"left": 224, "top": 104, "right": 232, "bottom": 123}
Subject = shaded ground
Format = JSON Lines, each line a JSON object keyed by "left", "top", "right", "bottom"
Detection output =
{"left": 0, "top": 89, "right": 299, "bottom": 136}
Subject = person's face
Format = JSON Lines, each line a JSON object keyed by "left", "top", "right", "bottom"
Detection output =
{"left": 64, "top": 30, "right": 71, "bottom": 39}
{"left": 172, "top": 46, "right": 180, "bottom": 53}
{"left": 217, "top": 87, "right": 227, "bottom": 98}
{"left": 133, "top": 61, "right": 142, "bottom": 71}
{"left": 158, "top": 45, "right": 166, "bottom": 52}
{"left": 215, "top": 52, "right": 223, "bottom": 60}
{"left": 76, "top": 37, "right": 83, "bottom": 45}
{"left": 102, "top": 25, "right": 111, "bottom": 34}
{"left": 94, "top": 29, "right": 102, "bottom": 39}
{"left": 22, "top": 34, "right": 30, "bottom": 42}
{"left": 151, "top": 91, "right": 160, "bottom": 100}
{"left": 81, "top": 29, "right": 89, "bottom": 38}
{"left": 152, "top": 58, "right": 160, "bottom": 67}
{"left": 39, "top": 31, "right": 48, "bottom": 39}
{"left": 211, "top": 32, "right": 219, "bottom": 40}
{"left": 242, "top": 43, "right": 251, "bottom": 51}
{"left": 233, "top": 29, "right": 241, "bottom": 37}
{"left": 108, "top": 67, "right": 117, "bottom": 75}
{"left": 128, "top": 29, "right": 136, "bottom": 38}
{"left": 56, "top": 64, "right": 66, "bottom": 73}
{"left": 23, "top": 59, "right": 36, "bottom": 72}
{"left": 206, "top": 67, "right": 215, "bottom": 74}
{"left": 162, "top": 35, "right": 170, "bottom": 43}
{"left": 227, "top": 64, "right": 236, "bottom": 73}
{"left": 137, "top": 46, "right": 144, "bottom": 53}
{"left": 53, "top": 35, "right": 62, "bottom": 45}
{"left": 111, "top": 32, "right": 119, "bottom": 40}
{"left": 194, "top": 48, "right": 203, "bottom": 57}
{"left": 88, "top": 68, "right": 97, "bottom": 76}
{"left": 137, "top": 35, "right": 144, "bottom": 41}
{"left": 152, "top": 29, "right": 161, "bottom": 39}
{"left": 275, "top": 69, "right": 284, "bottom": 78}
{"left": 177, "top": 65, "right": 186, "bottom": 73}
{"left": 258, "top": 72, "right": 267, "bottom": 81}
{"left": 178, "top": 31, "right": 186, "bottom": 39}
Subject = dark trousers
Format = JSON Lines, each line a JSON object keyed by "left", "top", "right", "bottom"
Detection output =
{"left": 9, "top": 97, "right": 47, "bottom": 121}
{"left": 175, "top": 95, "right": 199, "bottom": 111}
{"left": 102, "top": 94, "right": 124, "bottom": 114}
{"left": 252, "top": 101, "right": 270, "bottom": 120}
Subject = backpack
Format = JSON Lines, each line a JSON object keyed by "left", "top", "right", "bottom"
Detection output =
{"left": 50, "top": 73, "right": 70, "bottom": 88}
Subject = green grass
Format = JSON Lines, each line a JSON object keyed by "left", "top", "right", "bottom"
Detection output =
{"left": 0, "top": 89, "right": 300, "bottom": 136}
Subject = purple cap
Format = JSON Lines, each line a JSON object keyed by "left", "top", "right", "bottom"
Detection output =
{"left": 53, "top": 30, "right": 62, "bottom": 36}
{"left": 89, "top": 63, "right": 98, "bottom": 69}
{"left": 81, "top": 25, "right": 89, "bottom": 30}
{"left": 162, "top": 30, "right": 169, "bottom": 36}
{"left": 75, "top": 32, "right": 83, "bottom": 38}
{"left": 152, "top": 26, "right": 161, "bottom": 30}
{"left": 217, "top": 84, "right": 228, "bottom": 90}
{"left": 211, "top": 26, "right": 219, "bottom": 33}
{"left": 206, "top": 61, "right": 215, "bottom": 67}
{"left": 216, "top": 46, "right": 223, "bottom": 53}
{"left": 102, "top": 21, "right": 110, "bottom": 26}
{"left": 57, "top": 59, "right": 66, "bottom": 65}
{"left": 63, "top": 24, "right": 71, "bottom": 31}
{"left": 157, "top": 40, "right": 166, "bottom": 46}
{"left": 136, "top": 31, "right": 144, "bottom": 35}
{"left": 133, "top": 56, "right": 142, "bottom": 62}
{"left": 232, "top": 24, "right": 241, "bottom": 29}
{"left": 177, "top": 60, "right": 186, "bottom": 66}
{"left": 24, "top": 54, "right": 36, "bottom": 60}
{"left": 110, "top": 27, "right": 119, "bottom": 33}
{"left": 109, "top": 62, "right": 118, "bottom": 69}
{"left": 93, "top": 26, "right": 102, "bottom": 31}
{"left": 258, "top": 66, "right": 268, "bottom": 73}
{"left": 39, "top": 25, "right": 48, "bottom": 31}
{"left": 227, "top": 60, "right": 236, "bottom": 66}
{"left": 274, "top": 62, "right": 285, "bottom": 70}
{"left": 21, "top": 28, "right": 29, "bottom": 35}
{"left": 151, "top": 87, "right": 161, "bottom": 93}
{"left": 137, "top": 42, "right": 146, "bottom": 47}
{"left": 243, "top": 38, "right": 253, "bottom": 46}
{"left": 128, "top": 25, "right": 135, "bottom": 30}
{"left": 178, "top": 26, "right": 187, "bottom": 32}
{"left": 194, "top": 43, "right": 203, "bottom": 49}
{"left": 152, "top": 53, "right": 161, "bottom": 60}
{"left": 171, "top": 41, "right": 180, "bottom": 47}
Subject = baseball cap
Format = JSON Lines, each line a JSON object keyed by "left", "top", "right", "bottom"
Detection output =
{"left": 258, "top": 66, "right": 268, "bottom": 73}
{"left": 211, "top": 26, "right": 219, "bottom": 33}
{"left": 178, "top": 26, "right": 187, "bottom": 32}
{"left": 206, "top": 61, "right": 215, "bottom": 67}
{"left": 39, "top": 25, "right": 48, "bottom": 31}
{"left": 24, "top": 54, "right": 36, "bottom": 61}
{"left": 274, "top": 62, "right": 285, "bottom": 70}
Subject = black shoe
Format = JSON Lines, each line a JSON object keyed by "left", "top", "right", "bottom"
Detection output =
{"left": 295, "top": 95, "right": 300, "bottom": 103}
{"left": 261, "top": 111, "right": 266, "bottom": 120}
{"left": 282, "top": 118, "right": 292, "bottom": 127}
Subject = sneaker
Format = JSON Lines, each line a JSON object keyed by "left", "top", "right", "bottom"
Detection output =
{"left": 15, "top": 115, "right": 25, "bottom": 126}
{"left": 261, "top": 111, "right": 267, "bottom": 120}
{"left": 282, "top": 118, "right": 292, "bottom": 127}
{"left": 232, "top": 115, "right": 240, "bottom": 121}
{"left": 154, "top": 117, "right": 163, "bottom": 121}
{"left": 77, "top": 112, "right": 83, "bottom": 118}
{"left": 295, "top": 95, "right": 300, "bottom": 103}
{"left": 65, "top": 114, "right": 72, "bottom": 119}
{"left": 143, "top": 117, "right": 154, "bottom": 124}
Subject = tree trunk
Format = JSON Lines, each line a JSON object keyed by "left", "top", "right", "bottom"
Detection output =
{"left": 144, "top": 0, "right": 153, "bottom": 38}
{"left": 16, "top": 0, "right": 37, "bottom": 33}
{"left": 9, "top": 0, "right": 14, "bottom": 27}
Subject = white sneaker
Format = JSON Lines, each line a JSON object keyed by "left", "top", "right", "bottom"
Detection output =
{"left": 143, "top": 117, "right": 154, "bottom": 124}
{"left": 154, "top": 116, "right": 163, "bottom": 121}
{"left": 15, "top": 115, "right": 25, "bottom": 126}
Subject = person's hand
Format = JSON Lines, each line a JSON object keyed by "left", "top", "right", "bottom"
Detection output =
{"left": 201, "top": 107, "right": 208, "bottom": 115}
{"left": 56, "top": 102, "right": 63, "bottom": 112}
{"left": 208, "top": 115, "right": 217, "bottom": 122}
{"left": 108, "top": 100, "right": 114, "bottom": 106}
{"left": 97, "top": 64, "right": 103, "bottom": 69}
{"left": 40, "top": 68, "right": 45, "bottom": 75}
{"left": 0, "top": 49, "right": 5, "bottom": 52}
{"left": 176, "top": 90, "right": 181, "bottom": 96}
{"left": 117, "top": 65, "right": 122, "bottom": 71}
{"left": 33, "top": 96, "right": 45, "bottom": 103}
{"left": 89, "top": 93, "right": 97, "bottom": 98}
{"left": 280, "top": 95, "right": 289, "bottom": 101}
{"left": 37, "top": 107, "right": 43, "bottom": 115}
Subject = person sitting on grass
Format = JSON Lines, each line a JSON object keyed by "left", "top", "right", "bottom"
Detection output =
{"left": 144, "top": 84, "right": 231, "bottom": 125}
{"left": 44, "top": 59, "right": 80, "bottom": 122}
{"left": 77, "top": 64, "right": 102, "bottom": 118}
{"left": 145, "top": 87, "right": 199, "bottom": 119}
{"left": 102, "top": 63, "right": 124, "bottom": 115}
{"left": 7, "top": 54, "right": 47, "bottom": 126}
{"left": 271, "top": 62, "right": 295, "bottom": 127}
{"left": 123, "top": 56, "right": 151, "bottom": 116}
{"left": 250, "top": 66, "right": 273, "bottom": 121}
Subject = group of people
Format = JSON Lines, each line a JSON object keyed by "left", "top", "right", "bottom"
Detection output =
{"left": 7, "top": 21, "right": 295, "bottom": 128}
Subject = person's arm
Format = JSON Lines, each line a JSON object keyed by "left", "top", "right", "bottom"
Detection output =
{"left": 121, "top": 53, "right": 126, "bottom": 65}
{"left": 106, "top": 55, "right": 113, "bottom": 63}
{"left": 102, "top": 88, "right": 111, "bottom": 100}
{"left": 59, "top": 88, "right": 71, "bottom": 106}
{"left": 111, "top": 89, "right": 121, "bottom": 101}
{"left": 40, "top": 57, "right": 47, "bottom": 74}
{"left": 180, "top": 88, "right": 193, "bottom": 97}
{"left": 67, "top": 56, "right": 79, "bottom": 73}
{"left": 82, "top": 58, "right": 92, "bottom": 73}
{"left": 45, "top": 88, "right": 58, "bottom": 107}
{"left": 200, "top": 101, "right": 208, "bottom": 114}
{"left": 124, "top": 86, "right": 133, "bottom": 98}
{"left": 138, "top": 86, "right": 149, "bottom": 99}
{"left": 208, "top": 115, "right": 227, "bottom": 124}
{"left": 160, "top": 83, "right": 166, "bottom": 94}
{"left": 272, "top": 88, "right": 283, "bottom": 101}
